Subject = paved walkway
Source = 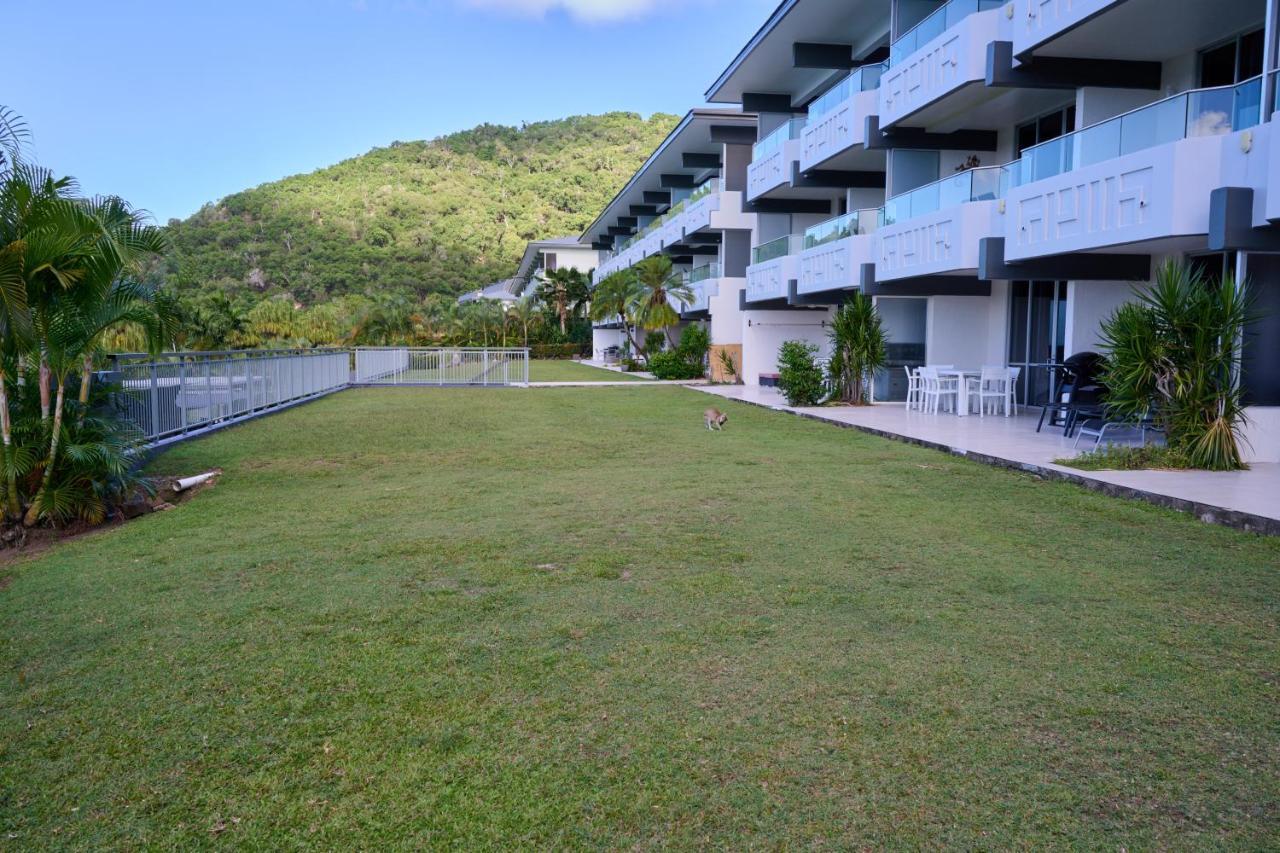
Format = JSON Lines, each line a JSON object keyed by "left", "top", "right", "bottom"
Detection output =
{"left": 694, "top": 384, "right": 1280, "bottom": 535}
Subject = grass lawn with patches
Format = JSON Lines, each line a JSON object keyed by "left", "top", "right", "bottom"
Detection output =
{"left": 527, "top": 359, "right": 649, "bottom": 382}
{"left": 1, "top": 387, "right": 1277, "bottom": 848}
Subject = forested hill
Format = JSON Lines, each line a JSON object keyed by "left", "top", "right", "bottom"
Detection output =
{"left": 152, "top": 112, "right": 678, "bottom": 304}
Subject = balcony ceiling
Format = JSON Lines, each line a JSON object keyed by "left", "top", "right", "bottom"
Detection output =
{"left": 706, "top": 0, "right": 891, "bottom": 106}
{"left": 1036, "top": 0, "right": 1264, "bottom": 62}
{"left": 579, "top": 110, "right": 756, "bottom": 243}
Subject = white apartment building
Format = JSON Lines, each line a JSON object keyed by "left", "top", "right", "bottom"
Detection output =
{"left": 580, "top": 0, "right": 1280, "bottom": 462}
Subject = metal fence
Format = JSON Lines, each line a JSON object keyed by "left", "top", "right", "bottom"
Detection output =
{"left": 354, "top": 348, "right": 530, "bottom": 386}
{"left": 109, "top": 348, "right": 350, "bottom": 446}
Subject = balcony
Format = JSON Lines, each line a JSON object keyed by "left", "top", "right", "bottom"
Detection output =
{"left": 1010, "top": 0, "right": 1124, "bottom": 57}
{"left": 879, "top": 0, "right": 1007, "bottom": 129}
{"left": 745, "top": 235, "right": 803, "bottom": 302}
{"left": 676, "top": 265, "right": 721, "bottom": 314}
{"left": 877, "top": 165, "right": 1009, "bottom": 281}
{"left": 747, "top": 118, "right": 806, "bottom": 200}
{"left": 1006, "top": 77, "right": 1265, "bottom": 261}
{"left": 797, "top": 209, "right": 879, "bottom": 295}
{"left": 800, "top": 63, "right": 886, "bottom": 171}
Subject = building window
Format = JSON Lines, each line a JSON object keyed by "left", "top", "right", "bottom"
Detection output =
{"left": 544, "top": 252, "right": 558, "bottom": 272}
{"left": 1199, "top": 28, "right": 1264, "bottom": 88}
{"left": 1008, "top": 281, "right": 1068, "bottom": 405}
{"left": 1015, "top": 105, "right": 1076, "bottom": 159}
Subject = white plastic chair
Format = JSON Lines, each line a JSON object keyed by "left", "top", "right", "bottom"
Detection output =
{"left": 920, "top": 366, "right": 958, "bottom": 414}
{"left": 904, "top": 366, "right": 923, "bottom": 410}
{"left": 968, "top": 366, "right": 1015, "bottom": 417}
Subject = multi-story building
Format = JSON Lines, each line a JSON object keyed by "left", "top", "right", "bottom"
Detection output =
{"left": 575, "top": 0, "right": 1280, "bottom": 463}
{"left": 584, "top": 109, "right": 758, "bottom": 371}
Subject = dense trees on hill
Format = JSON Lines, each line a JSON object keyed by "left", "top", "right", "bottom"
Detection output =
{"left": 149, "top": 113, "right": 678, "bottom": 307}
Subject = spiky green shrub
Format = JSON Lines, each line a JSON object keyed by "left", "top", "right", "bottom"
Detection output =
{"left": 827, "top": 293, "right": 887, "bottom": 405}
{"left": 1099, "top": 259, "right": 1251, "bottom": 471}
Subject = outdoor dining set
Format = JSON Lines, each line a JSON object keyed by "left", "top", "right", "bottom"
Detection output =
{"left": 904, "top": 365, "right": 1021, "bottom": 417}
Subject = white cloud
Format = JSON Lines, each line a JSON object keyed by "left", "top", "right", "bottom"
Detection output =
{"left": 461, "top": 0, "right": 676, "bottom": 23}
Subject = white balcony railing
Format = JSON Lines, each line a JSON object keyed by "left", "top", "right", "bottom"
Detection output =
{"left": 880, "top": 165, "right": 1010, "bottom": 227}
{"left": 1011, "top": 0, "right": 1124, "bottom": 57}
{"left": 1014, "top": 76, "right": 1263, "bottom": 187}
{"left": 888, "top": 0, "right": 1005, "bottom": 67}
{"left": 752, "top": 117, "right": 806, "bottom": 159}
{"left": 803, "top": 208, "right": 880, "bottom": 249}
{"left": 808, "top": 62, "right": 887, "bottom": 119}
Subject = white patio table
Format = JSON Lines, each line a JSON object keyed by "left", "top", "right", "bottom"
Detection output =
{"left": 936, "top": 368, "right": 981, "bottom": 417}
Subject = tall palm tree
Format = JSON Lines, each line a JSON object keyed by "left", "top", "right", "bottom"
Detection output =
{"left": 508, "top": 295, "right": 541, "bottom": 347}
{"left": 537, "top": 267, "right": 590, "bottom": 335}
{"left": 22, "top": 196, "right": 169, "bottom": 526}
{"left": 589, "top": 270, "right": 643, "bottom": 355}
{"left": 0, "top": 105, "right": 29, "bottom": 176}
{"left": 628, "top": 256, "right": 692, "bottom": 347}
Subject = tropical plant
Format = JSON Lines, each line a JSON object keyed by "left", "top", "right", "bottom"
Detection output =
{"left": 537, "top": 267, "right": 590, "bottom": 335}
{"left": 0, "top": 107, "right": 172, "bottom": 529}
{"left": 508, "top": 295, "right": 540, "bottom": 347}
{"left": 827, "top": 293, "right": 887, "bottom": 405}
{"left": 1099, "top": 259, "right": 1252, "bottom": 471}
{"left": 716, "top": 348, "right": 742, "bottom": 384}
{"left": 776, "top": 340, "right": 826, "bottom": 407}
{"left": 588, "top": 270, "right": 642, "bottom": 354}
{"left": 647, "top": 324, "right": 710, "bottom": 380}
{"left": 629, "top": 256, "right": 691, "bottom": 346}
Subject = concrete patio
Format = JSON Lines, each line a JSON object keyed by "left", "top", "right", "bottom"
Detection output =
{"left": 695, "top": 384, "right": 1280, "bottom": 535}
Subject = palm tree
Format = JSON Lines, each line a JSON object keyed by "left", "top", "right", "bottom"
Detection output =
{"left": 21, "top": 195, "right": 169, "bottom": 526}
{"left": 537, "top": 267, "right": 590, "bottom": 335}
{"left": 589, "top": 270, "right": 643, "bottom": 355}
{"left": 628, "top": 256, "right": 692, "bottom": 347}
{"left": 0, "top": 105, "right": 29, "bottom": 175}
{"left": 508, "top": 295, "right": 541, "bottom": 347}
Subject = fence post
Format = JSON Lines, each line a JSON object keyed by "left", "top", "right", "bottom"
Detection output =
{"left": 148, "top": 361, "right": 160, "bottom": 441}
{"left": 178, "top": 357, "right": 187, "bottom": 434}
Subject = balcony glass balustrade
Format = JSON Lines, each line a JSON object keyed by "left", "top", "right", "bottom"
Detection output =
{"left": 1014, "top": 76, "right": 1263, "bottom": 187}
{"left": 879, "top": 165, "right": 1009, "bottom": 227}
{"left": 752, "top": 118, "right": 806, "bottom": 160}
{"left": 687, "top": 262, "right": 721, "bottom": 284}
{"left": 807, "top": 62, "right": 888, "bottom": 119}
{"left": 751, "top": 234, "right": 803, "bottom": 265}
{"left": 803, "top": 208, "right": 880, "bottom": 249}
{"left": 888, "top": 0, "right": 1004, "bottom": 67}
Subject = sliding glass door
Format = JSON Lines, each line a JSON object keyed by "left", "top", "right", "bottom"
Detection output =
{"left": 1008, "top": 281, "right": 1067, "bottom": 406}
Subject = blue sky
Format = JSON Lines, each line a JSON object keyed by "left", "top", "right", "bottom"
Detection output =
{"left": 7, "top": 0, "right": 775, "bottom": 222}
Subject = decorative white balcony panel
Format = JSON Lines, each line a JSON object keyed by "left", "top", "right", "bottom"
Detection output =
{"left": 801, "top": 89, "right": 878, "bottom": 172}
{"left": 797, "top": 234, "right": 875, "bottom": 294}
{"left": 747, "top": 139, "right": 800, "bottom": 200}
{"left": 877, "top": 200, "right": 1002, "bottom": 281}
{"left": 1011, "top": 0, "right": 1124, "bottom": 57}
{"left": 1008, "top": 128, "right": 1268, "bottom": 262}
{"left": 745, "top": 254, "right": 798, "bottom": 302}
{"left": 879, "top": 8, "right": 1005, "bottom": 130}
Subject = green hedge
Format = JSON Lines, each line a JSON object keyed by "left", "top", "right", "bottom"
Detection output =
{"left": 529, "top": 343, "right": 584, "bottom": 359}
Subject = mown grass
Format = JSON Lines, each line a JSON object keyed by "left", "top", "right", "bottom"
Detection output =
{"left": 1, "top": 387, "right": 1277, "bottom": 848}
{"left": 528, "top": 359, "right": 648, "bottom": 382}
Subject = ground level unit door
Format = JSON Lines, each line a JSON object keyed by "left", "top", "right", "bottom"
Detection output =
{"left": 1008, "top": 281, "right": 1067, "bottom": 407}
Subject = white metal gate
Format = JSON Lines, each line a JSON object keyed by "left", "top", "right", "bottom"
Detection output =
{"left": 354, "top": 348, "right": 529, "bottom": 386}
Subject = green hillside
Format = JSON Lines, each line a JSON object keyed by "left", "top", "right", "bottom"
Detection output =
{"left": 152, "top": 112, "right": 678, "bottom": 304}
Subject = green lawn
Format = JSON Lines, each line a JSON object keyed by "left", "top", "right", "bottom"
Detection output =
{"left": 1, "top": 388, "right": 1277, "bottom": 848}
{"left": 527, "top": 359, "right": 648, "bottom": 382}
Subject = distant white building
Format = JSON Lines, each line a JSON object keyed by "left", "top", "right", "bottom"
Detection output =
{"left": 458, "top": 278, "right": 523, "bottom": 307}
